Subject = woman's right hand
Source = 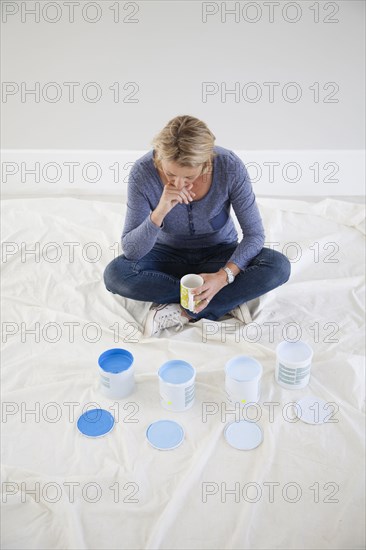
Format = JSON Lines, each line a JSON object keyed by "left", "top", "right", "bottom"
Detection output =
{"left": 150, "top": 182, "right": 196, "bottom": 227}
{"left": 158, "top": 182, "right": 196, "bottom": 212}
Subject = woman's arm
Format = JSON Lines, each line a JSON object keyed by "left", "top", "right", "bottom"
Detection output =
{"left": 226, "top": 157, "right": 265, "bottom": 271}
{"left": 121, "top": 165, "right": 163, "bottom": 260}
{"left": 192, "top": 156, "right": 265, "bottom": 312}
{"left": 121, "top": 164, "right": 196, "bottom": 260}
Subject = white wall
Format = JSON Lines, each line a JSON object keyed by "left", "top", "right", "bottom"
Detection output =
{"left": 1, "top": 0, "right": 365, "bottom": 195}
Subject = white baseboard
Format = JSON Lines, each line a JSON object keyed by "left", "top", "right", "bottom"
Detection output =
{"left": 1, "top": 149, "right": 364, "bottom": 197}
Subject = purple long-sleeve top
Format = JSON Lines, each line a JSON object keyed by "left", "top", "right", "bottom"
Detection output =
{"left": 121, "top": 145, "right": 265, "bottom": 271}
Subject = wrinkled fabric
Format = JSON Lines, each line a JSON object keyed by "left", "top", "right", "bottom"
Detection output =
{"left": 1, "top": 196, "right": 365, "bottom": 550}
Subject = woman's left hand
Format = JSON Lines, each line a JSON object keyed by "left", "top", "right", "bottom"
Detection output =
{"left": 191, "top": 271, "right": 227, "bottom": 314}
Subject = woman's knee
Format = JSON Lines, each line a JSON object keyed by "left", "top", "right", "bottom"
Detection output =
{"left": 103, "top": 255, "right": 135, "bottom": 294}
{"left": 270, "top": 250, "right": 291, "bottom": 286}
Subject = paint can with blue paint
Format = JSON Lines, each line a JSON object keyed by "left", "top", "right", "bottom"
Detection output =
{"left": 158, "top": 360, "right": 196, "bottom": 412}
{"left": 275, "top": 340, "right": 313, "bottom": 389}
{"left": 225, "top": 355, "right": 263, "bottom": 406}
{"left": 98, "top": 348, "right": 135, "bottom": 399}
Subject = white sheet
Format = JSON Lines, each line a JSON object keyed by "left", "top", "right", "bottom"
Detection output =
{"left": 1, "top": 196, "right": 365, "bottom": 550}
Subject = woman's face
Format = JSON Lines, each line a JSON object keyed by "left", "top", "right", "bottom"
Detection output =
{"left": 160, "top": 160, "right": 203, "bottom": 190}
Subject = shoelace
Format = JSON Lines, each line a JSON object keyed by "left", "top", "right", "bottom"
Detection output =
{"left": 153, "top": 310, "right": 184, "bottom": 333}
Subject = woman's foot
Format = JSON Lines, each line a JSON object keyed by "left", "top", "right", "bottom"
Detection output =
{"left": 180, "top": 308, "right": 194, "bottom": 320}
{"left": 229, "top": 302, "right": 253, "bottom": 324}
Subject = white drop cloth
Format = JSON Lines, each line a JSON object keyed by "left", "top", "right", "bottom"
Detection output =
{"left": 1, "top": 196, "right": 365, "bottom": 549}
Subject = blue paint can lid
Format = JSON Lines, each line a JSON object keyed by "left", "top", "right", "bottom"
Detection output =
{"left": 77, "top": 408, "right": 115, "bottom": 438}
{"left": 224, "top": 420, "right": 263, "bottom": 450}
{"left": 146, "top": 420, "right": 185, "bottom": 450}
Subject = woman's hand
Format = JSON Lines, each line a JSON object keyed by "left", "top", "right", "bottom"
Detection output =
{"left": 151, "top": 183, "right": 196, "bottom": 227}
{"left": 191, "top": 270, "right": 228, "bottom": 314}
{"left": 159, "top": 183, "right": 196, "bottom": 212}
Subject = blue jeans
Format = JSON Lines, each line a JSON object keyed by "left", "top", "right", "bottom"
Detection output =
{"left": 103, "top": 242, "right": 291, "bottom": 321}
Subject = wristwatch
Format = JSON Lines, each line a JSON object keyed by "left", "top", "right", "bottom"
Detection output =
{"left": 222, "top": 266, "right": 235, "bottom": 284}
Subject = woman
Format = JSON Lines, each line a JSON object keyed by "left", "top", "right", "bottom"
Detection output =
{"left": 103, "top": 115, "right": 291, "bottom": 337}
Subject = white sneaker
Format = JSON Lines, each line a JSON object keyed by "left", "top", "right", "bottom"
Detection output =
{"left": 144, "top": 303, "right": 189, "bottom": 338}
{"left": 229, "top": 302, "right": 253, "bottom": 324}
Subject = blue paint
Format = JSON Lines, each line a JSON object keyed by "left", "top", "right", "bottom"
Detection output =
{"left": 225, "top": 356, "right": 262, "bottom": 382}
{"left": 277, "top": 340, "right": 313, "bottom": 364}
{"left": 158, "top": 360, "right": 195, "bottom": 384}
{"left": 98, "top": 348, "right": 134, "bottom": 374}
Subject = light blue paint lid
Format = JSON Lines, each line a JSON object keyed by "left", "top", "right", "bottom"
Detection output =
{"left": 146, "top": 420, "right": 185, "bottom": 450}
{"left": 77, "top": 409, "right": 115, "bottom": 438}
{"left": 225, "top": 356, "right": 262, "bottom": 382}
{"left": 158, "top": 360, "right": 195, "bottom": 385}
{"left": 98, "top": 348, "right": 134, "bottom": 374}
{"left": 224, "top": 420, "right": 263, "bottom": 450}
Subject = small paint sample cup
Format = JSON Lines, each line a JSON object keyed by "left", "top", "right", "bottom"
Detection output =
{"left": 98, "top": 348, "right": 135, "bottom": 399}
{"left": 225, "top": 355, "right": 263, "bottom": 406}
{"left": 158, "top": 360, "right": 196, "bottom": 412}
{"left": 275, "top": 340, "right": 313, "bottom": 389}
{"left": 180, "top": 274, "right": 204, "bottom": 312}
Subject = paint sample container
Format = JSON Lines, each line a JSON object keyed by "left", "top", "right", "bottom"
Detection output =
{"left": 275, "top": 340, "right": 313, "bottom": 389}
{"left": 225, "top": 355, "right": 263, "bottom": 405}
{"left": 158, "top": 360, "right": 196, "bottom": 412}
{"left": 98, "top": 348, "right": 135, "bottom": 399}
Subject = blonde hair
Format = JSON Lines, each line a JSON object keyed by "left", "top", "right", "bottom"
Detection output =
{"left": 151, "top": 115, "right": 217, "bottom": 176}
